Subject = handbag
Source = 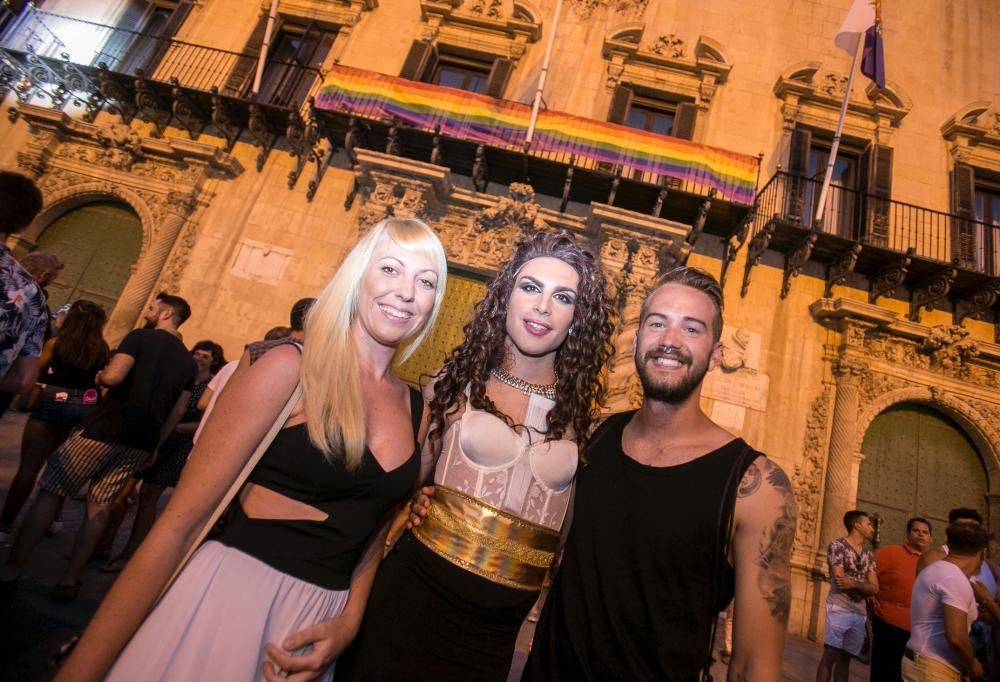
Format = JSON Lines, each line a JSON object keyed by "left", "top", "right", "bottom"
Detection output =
{"left": 158, "top": 382, "right": 303, "bottom": 600}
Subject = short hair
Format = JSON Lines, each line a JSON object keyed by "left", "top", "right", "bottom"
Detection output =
{"left": 157, "top": 292, "right": 191, "bottom": 325}
{"left": 945, "top": 521, "right": 992, "bottom": 557}
{"left": 0, "top": 172, "right": 43, "bottom": 235}
{"left": 19, "top": 251, "right": 64, "bottom": 279}
{"left": 640, "top": 266, "right": 724, "bottom": 343}
{"left": 290, "top": 298, "right": 315, "bottom": 332}
{"left": 843, "top": 510, "right": 869, "bottom": 533}
{"left": 191, "top": 340, "right": 226, "bottom": 374}
{"left": 948, "top": 507, "right": 983, "bottom": 524}
{"left": 264, "top": 325, "right": 291, "bottom": 341}
{"left": 907, "top": 516, "right": 932, "bottom": 534}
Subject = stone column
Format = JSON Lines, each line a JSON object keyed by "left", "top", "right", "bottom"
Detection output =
{"left": 815, "top": 357, "right": 868, "bottom": 565}
{"left": 105, "top": 192, "right": 195, "bottom": 344}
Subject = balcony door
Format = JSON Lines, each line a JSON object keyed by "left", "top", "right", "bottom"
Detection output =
{"left": 804, "top": 145, "right": 858, "bottom": 237}
{"left": 974, "top": 183, "right": 1000, "bottom": 275}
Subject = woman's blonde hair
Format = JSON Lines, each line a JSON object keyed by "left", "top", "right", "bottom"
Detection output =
{"left": 301, "top": 217, "right": 447, "bottom": 469}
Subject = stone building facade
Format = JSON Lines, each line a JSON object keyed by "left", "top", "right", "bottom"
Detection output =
{"left": 1, "top": 0, "right": 999, "bottom": 641}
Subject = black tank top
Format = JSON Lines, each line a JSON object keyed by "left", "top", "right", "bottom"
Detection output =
{"left": 524, "top": 411, "right": 758, "bottom": 682}
{"left": 217, "top": 388, "right": 423, "bottom": 590}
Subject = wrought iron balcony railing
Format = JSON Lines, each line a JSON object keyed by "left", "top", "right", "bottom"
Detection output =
{"left": 0, "top": 5, "right": 321, "bottom": 108}
{"left": 753, "top": 171, "right": 1000, "bottom": 277}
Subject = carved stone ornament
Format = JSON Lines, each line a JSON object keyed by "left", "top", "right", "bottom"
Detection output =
{"left": 469, "top": 0, "right": 504, "bottom": 18}
{"left": 475, "top": 182, "right": 548, "bottom": 233}
{"left": 921, "top": 325, "right": 980, "bottom": 371}
{"left": 93, "top": 122, "right": 144, "bottom": 171}
{"left": 648, "top": 34, "right": 686, "bottom": 58}
{"left": 792, "top": 386, "right": 833, "bottom": 549}
{"left": 719, "top": 328, "right": 752, "bottom": 373}
{"left": 571, "top": 0, "right": 650, "bottom": 19}
{"left": 820, "top": 73, "right": 849, "bottom": 99}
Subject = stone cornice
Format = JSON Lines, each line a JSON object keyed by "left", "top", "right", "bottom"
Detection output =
{"left": 17, "top": 104, "right": 243, "bottom": 177}
{"left": 810, "top": 297, "right": 1000, "bottom": 361}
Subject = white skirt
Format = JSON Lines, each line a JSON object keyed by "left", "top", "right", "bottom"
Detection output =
{"left": 107, "top": 541, "right": 350, "bottom": 682}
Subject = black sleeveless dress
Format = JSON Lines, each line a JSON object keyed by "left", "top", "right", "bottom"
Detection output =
{"left": 523, "top": 411, "right": 759, "bottom": 682}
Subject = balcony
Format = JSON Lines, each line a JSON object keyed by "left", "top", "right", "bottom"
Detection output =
{"left": 741, "top": 171, "right": 1000, "bottom": 328}
{"left": 0, "top": 5, "right": 757, "bottom": 231}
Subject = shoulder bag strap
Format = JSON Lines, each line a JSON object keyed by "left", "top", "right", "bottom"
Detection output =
{"left": 158, "top": 382, "right": 303, "bottom": 601}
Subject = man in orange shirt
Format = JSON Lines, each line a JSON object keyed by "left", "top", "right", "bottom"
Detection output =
{"left": 871, "top": 516, "right": 933, "bottom": 681}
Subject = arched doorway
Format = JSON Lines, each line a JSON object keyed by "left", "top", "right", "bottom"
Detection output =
{"left": 857, "top": 402, "right": 988, "bottom": 547}
{"left": 35, "top": 201, "right": 143, "bottom": 314}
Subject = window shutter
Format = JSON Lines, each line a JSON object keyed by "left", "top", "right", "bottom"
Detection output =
{"left": 787, "top": 127, "right": 811, "bottom": 176}
{"left": 951, "top": 163, "right": 978, "bottom": 268}
{"left": 671, "top": 102, "right": 698, "bottom": 140}
{"left": 785, "top": 127, "right": 812, "bottom": 222}
{"left": 607, "top": 85, "right": 633, "bottom": 125}
{"left": 484, "top": 57, "right": 513, "bottom": 99}
{"left": 222, "top": 12, "right": 274, "bottom": 97}
{"left": 399, "top": 40, "right": 437, "bottom": 81}
{"left": 159, "top": 0, "right": 193, "bottom": 38}
{"left": 860, "top": 144, "right": 893, "bottom": 245}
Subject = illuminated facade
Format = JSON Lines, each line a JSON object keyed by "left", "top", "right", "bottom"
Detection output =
{"left": 1, "top": 0, "right": 999, "bottom": 640}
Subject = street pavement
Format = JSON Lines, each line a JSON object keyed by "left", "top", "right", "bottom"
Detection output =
{"left": 0, "top": 411, "right": 869, "bottom": 681}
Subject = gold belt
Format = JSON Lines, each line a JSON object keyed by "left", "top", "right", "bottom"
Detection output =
{"left": 412, "top": 485, "right": 559, "bottom": 591}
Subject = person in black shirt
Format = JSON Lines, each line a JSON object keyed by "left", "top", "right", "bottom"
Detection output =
{"left": 1, "top": 294, "right": 196, "bottom": 601}
{"left": 522, "top": 267, "right": 796, "bottom": 681}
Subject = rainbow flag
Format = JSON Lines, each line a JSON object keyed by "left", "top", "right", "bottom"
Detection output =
{"left": 316, "top": 65, "right": 758, "bottom": 206}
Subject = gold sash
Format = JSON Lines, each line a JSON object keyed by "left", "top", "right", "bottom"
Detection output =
{"left": 412, "top": 485, "right": 559, "bottom": 591}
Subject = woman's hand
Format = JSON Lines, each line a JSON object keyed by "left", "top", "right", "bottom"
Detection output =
{"left": 405, "top": 486, "right": 435, "bottom": 529}
{"left": 262, "top": 614, "right": 358, "bottom": 681}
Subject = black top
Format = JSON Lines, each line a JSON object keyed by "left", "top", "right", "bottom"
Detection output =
{"left": 217, "top": 387, "right": 423, "bottom": 590}
{"left": 43, "top": 354, "right": 104, "bottom": 390}
{"left": 81, "top": 329, "right": 196, "bottom": 451}
{"left": 524, "top": 412, "right": 759, "bottom": 682}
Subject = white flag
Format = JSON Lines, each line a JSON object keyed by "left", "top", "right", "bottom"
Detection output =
{"left": 834, "top": 0, "right": 876, "bottom": 54}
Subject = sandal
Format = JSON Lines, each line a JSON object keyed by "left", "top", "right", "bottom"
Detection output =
{"left": 50, "top": 581, "right": 81, "bottom": 603}
{"left": 99, "top": 555, "right": 130, "bottom": 573}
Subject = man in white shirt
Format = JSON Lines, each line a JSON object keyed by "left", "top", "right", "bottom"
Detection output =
{"left": 905, "top": 521, "right": 991, "bottom": 681}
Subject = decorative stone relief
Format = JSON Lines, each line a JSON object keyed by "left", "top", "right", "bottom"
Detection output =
{"left": 571, "top": 0, "right": 649, "bottom": 19}
{"left": 158, "top": 220, "right": 199, "bottom": 293}
{"left": 475, "top": 183, "right": 548, "bottom": 232}
{"left": 469, "top": 0, "right": 504, "bottom": 18}
{"left": 792, "top": 386, "right": 833, "bottom": 549}
{"left": 648, "top": 34, "right": 685, "bottom": 58}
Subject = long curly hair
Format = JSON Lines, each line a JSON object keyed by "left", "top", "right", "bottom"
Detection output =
{"left": 428, "top": 230, "right": 615, "bottom": 451}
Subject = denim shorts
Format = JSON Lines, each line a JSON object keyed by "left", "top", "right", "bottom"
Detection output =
{"left": 31, "top": 385, "right": 99, "bottom": 428}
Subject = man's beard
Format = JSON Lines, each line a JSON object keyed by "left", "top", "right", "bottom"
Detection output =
{"left": 635, "top": 346, "right": 710, "bottom": 405}
{"left": 142, "top": 318, "right": 156, "bottom": 330}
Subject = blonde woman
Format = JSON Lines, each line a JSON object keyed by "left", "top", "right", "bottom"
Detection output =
{"left": 57, "top": 218, "right": 447, "bottom": 682}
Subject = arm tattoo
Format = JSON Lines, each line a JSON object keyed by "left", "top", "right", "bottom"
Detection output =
{"left": 755, "top": 460, "right": 796, "bottom": 623}
{"left": 737, "top": 462, "right": 761, "bottom": 497}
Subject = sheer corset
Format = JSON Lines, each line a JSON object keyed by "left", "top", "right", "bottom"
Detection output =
{"left": 433, "top": 392, "right": 577, "bottom": 531}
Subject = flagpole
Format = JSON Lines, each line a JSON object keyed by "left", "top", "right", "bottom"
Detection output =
{"left": 814, "top": 36, "right": 863, "bottom": 227}
{"left": 526, "top": 0, "right": 563, "bottom": 145}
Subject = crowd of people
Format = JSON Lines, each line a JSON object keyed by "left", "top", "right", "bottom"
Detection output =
{"left": 819, "top": 508, "right": 997, "bottom": 682}
{"left": 0, "top": 163, "right": 994, "bottom": 682}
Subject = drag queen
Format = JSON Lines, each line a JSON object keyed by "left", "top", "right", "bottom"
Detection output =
{"left": 335, "top": 230, "right": 614, "bottom": 681}
{"left": 56, "top": 218, "right": 448, "bottom": 682}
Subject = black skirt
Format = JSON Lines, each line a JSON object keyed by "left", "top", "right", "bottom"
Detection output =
{"left": 335, "top": 531, "right": 538, "bottom": 682}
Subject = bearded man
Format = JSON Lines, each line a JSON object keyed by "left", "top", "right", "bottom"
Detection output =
{"left": 523, "top": 266, "right": 796, "bottom": 681}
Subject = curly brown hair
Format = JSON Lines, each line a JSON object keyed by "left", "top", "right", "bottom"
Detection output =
{"left": 428, "top": 230, "right": 615, "bottom": 450}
